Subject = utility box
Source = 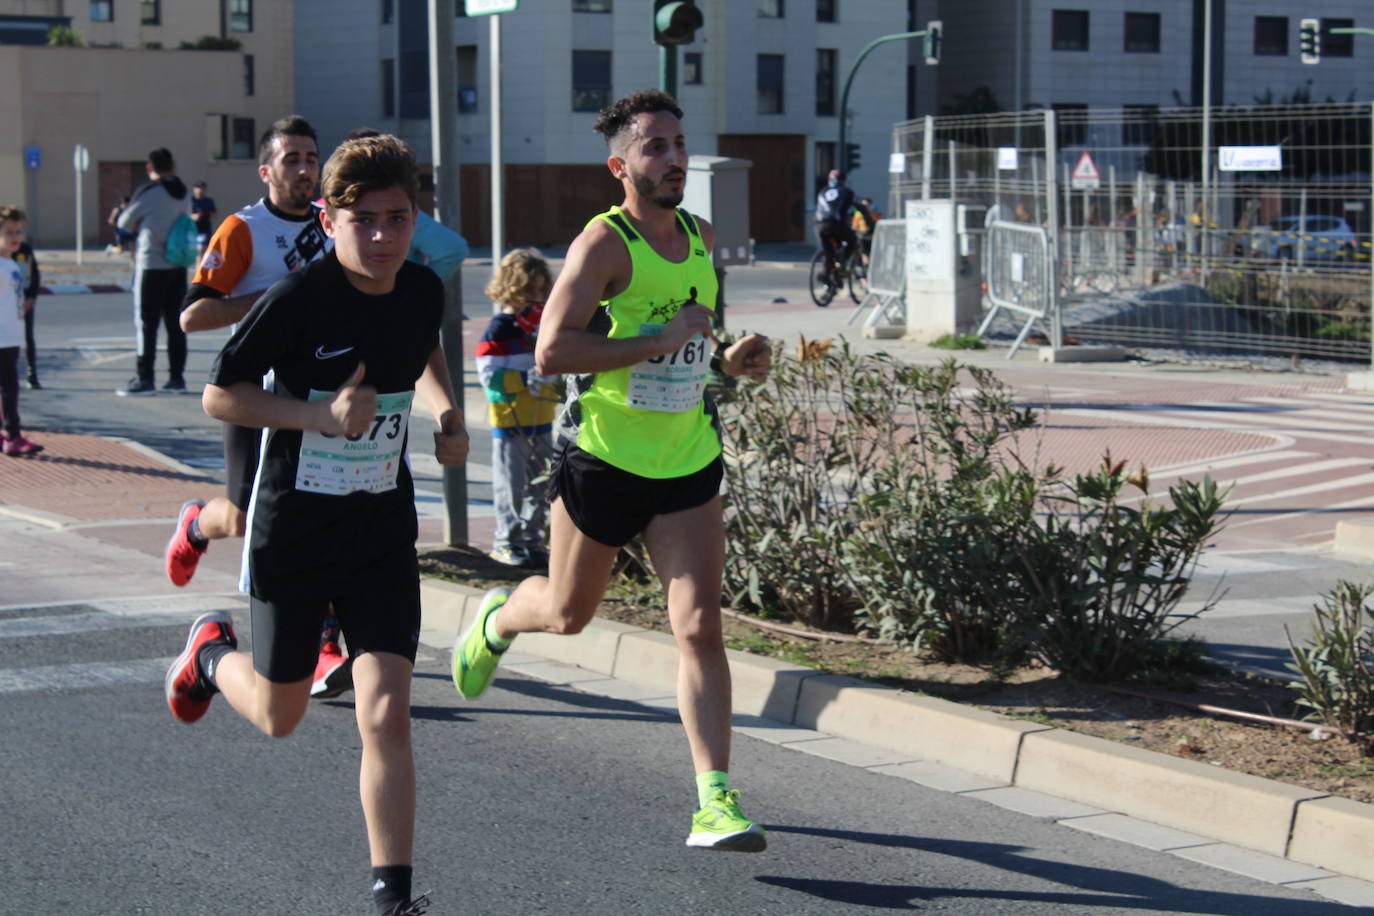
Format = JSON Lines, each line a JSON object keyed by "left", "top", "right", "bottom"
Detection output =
{"left": 683, "top": 155, "right": 753, "bottom": 266}
{"left": 904, "top": 199, "right": 983, "bottom": 339}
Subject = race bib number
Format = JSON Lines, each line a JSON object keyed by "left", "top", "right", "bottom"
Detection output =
{"left": 296, "top": 390, "right": 414, "bottom": 495}
{"left": 627, "top": 324, "right": 710, "bottom": 413}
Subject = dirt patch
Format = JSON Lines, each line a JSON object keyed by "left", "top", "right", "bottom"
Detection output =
{"left": 419, "top": 546, "right": 1374, "bottom": 806}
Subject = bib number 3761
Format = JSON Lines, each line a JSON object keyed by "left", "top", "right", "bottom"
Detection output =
{"left": 628, "top": 326, "right": 709, "bottom": 413}
{"left": 296, "top": 390, "right": 414, "bottom": 495}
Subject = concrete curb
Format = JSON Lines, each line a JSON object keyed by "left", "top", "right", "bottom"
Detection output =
{"left": 418, "top": 577, "right": 1374, "bottom": 884}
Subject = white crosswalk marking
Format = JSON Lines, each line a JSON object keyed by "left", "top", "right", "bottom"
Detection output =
{"left": 0, "top": 657, "right": 173, "bottom": 694}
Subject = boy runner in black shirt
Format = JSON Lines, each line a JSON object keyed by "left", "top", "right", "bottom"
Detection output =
{"left": 164, "top": 134, "right": 467, "bottom": 916}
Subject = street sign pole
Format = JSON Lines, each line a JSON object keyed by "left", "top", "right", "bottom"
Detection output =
{"left": 428, "top": 0, "right": 469, "bottom": 545}
{"left": 72, "top": 144, "right": 89, "bottom": 265}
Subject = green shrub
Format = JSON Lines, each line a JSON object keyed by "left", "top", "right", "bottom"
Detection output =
{"left": 928, "top": 333, "right": 987, "bottom": 350}
{"left": 179, "top": 35, "right": 242, "bottom": 50}
{"left": 1288, "top": 580, "right": 1374, "bottom": 736}
{"left": 1013, "top": 463, "right": 1228, "bottom": 681}
{"left": 46, "top": 25, "right": 84, "bottom": 47}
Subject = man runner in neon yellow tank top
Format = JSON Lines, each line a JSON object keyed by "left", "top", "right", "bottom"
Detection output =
{"left": 452, "top": 89, "right": 771, "bottom": 852}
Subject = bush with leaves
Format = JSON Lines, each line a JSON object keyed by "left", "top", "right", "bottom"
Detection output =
{"left": 1287, "top": 580, "right": 1374, "bottom": 737}
{"left": 1013, "top": 459, "right": 1228, "bottom": 681}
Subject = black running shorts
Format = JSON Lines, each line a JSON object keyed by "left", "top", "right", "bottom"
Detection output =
{"left": 552, "top": 443, "right": 723, "bottom": 548}
{"left": 223, "top": 421, "right": 262, "bottom": 510}
{"left": 249, "top": 547, "right": 422, "bottom": 682}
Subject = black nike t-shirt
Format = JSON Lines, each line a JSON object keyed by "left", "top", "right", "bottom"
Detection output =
{"left": 210, "top": 251, "right": 443, "bottom": 598}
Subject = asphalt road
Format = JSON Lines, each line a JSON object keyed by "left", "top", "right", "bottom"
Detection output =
{"left": 0, "top": 601, "right": 1345, "bottom": 915}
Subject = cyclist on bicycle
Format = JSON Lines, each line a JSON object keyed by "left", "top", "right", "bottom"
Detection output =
{"left": 814, "top": 169, "right": 858, "bottom": 276}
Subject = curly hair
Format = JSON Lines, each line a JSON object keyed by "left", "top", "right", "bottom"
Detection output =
{"left": 321, "top": 134, "right": 419, "bottom": 211}
{"left": 485, "top": 247, "right": 552, "bottom": 307}
{"left": 0, "top": 205, "right": 26, "bottom": 226}
{"left": 593, "top": 89, "right": 683, "bottom": 154}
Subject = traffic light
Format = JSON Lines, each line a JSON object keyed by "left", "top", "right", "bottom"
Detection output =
{"left": 923, "top": 19, "right": 942, "bottom": 65}
{"left": 845, "top": 143, "right": 861, "bottom": 173}
{"left": 1300, "top": 18, "right": 1320, "bottom": 64}
{"left": 653, "top": 0, "right": 702, "bottom": 47}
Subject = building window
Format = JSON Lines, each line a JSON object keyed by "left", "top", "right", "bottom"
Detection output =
{"left": 757, "top": 53, "right": 783, "bottom": 114}
{"left": 243, "top": 54, "right": 254, "bottom": 96}
{"left": 1051, "top": 10, "right": 1088, "bottom": 50}
{"left": 758, "top": 0, "right": 783, "bottom": 18}
{"left": 229, "top": 0, "right": 253, "bottom": 33}
{"left": 572, "top": 49, "right": 611, "bottom": 112}
{"left": 1254, "top": 16, "right": 1287, "bottom": 55}
{"left": 140, "top": 0, "right": 159, "bottom": 25}
{"left": 816, "top": 48, "right": 836, "bottom": 117}
{"left": 90, "top": 1, "right": 113, "bottom": 23}
{"left": 231, "top": 117, "right": 255, "bottom": 159}
{"left": 457, "top": 45, "right": 478, "bottom": 113}
{"left": 1052, "top": 103, "right": 1088, "bottom": 146}
{"left": 573, "top": 0, "right": 611, "bottom": 10}
{"left": 381, "top": 58, "right": 395, "bottom": 117}
{"left": 1123, "top": 12, "right": 1159, "bottom": 52}
{"left": 382, "top": 0, "right": 393, "bottom": 24}
{"left": 817, "top": 0, "right": 836, "bottom": 22}
{"left": 683, "top": 51, "right": 702, "bottom": 85}
{"left": 1325, "top": 18, "right": 1355, "bottom": 58}
{"left": 1121, "top": 103, "right": 1159, "bottom": 145}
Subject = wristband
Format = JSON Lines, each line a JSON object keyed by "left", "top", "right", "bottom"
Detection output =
{"left": 709, "top": 339, "right": 728, "bottom": 374}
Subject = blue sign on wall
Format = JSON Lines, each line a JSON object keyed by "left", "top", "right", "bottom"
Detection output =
{"left": 23, "top": 146, "right": 40, "bottom": 170}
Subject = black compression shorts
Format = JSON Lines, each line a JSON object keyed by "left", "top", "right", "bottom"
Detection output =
{"left": 249, "top": 547, "right": 421, "bottom": 682}
{"left": 223, "top": 421, "right": 262, "bottom": 510}
{"left": 551, "top": 443, "right": 723, "bottom": 548}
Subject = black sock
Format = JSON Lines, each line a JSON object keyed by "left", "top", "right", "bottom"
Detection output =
{"left": 371, "top": 865, "right": 412, "bottom": 914}
{"left": 196, "top": 641, "right": 234, "bottom": 691}
{"left": 186, "top": 517, "right": 209, "bottom": 551}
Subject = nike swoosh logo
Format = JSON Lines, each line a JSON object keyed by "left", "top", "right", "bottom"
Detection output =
{"left": 315, "top": 345, "right": 354, "bottom": 359}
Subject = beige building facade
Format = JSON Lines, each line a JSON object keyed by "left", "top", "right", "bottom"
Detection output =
{"left": 0, "top": 0, "right": 293, "bottom": 247}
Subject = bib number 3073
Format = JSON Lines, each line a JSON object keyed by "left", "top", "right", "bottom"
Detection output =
{"left": 296, "top": 390, "right": 414, "bottom": 495}
{"left": 628, "top": 325, "right": 709, "bottom": 413}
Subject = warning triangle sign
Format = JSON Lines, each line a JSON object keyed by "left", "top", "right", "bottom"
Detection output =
{"left": 1071, "top": 151, "right": 1099, "bottom": 181}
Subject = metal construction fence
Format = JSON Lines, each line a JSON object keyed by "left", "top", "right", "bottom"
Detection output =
{"left": 889, "top": 103, "right": 1374, "bottom": 361}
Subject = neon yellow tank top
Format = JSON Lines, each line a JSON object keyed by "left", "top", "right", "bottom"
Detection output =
{"left": 557, "top": 205, "right": 721, "bottom": 479}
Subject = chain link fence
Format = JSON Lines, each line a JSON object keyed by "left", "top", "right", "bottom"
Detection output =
{"left": 890, "top": 103, "right": 1374, "bottom": 361}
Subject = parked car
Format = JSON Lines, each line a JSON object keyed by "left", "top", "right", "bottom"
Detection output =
{"left": 1257, "top": 215, "right": 1359, "bottom": 261}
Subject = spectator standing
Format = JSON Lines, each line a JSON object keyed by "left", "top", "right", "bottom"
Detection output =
{"left": 13, "top": 232, "right": 40, "bottom": 388}
{"left": 475, "top": 248, "right": 558, "bottom": 567}
{"left": 190, "top": 180, "right": 218, "bottom": 262}
{"left": 107, "top": 196, "right": 133, "bottom": 254}
{"left": 115, "top": 148, "right": 189, "bottom": 396}
{"left": 0, "top": 206, "right": 42, "bottom": 456}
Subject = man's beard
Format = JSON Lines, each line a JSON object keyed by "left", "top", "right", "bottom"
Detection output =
{"left": 631, "top": 170, "right": 683, "bottom": 210}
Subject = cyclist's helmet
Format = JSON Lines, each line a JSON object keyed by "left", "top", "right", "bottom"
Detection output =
{"left": 828, "top": 169, "right": 846, "bottom": 187}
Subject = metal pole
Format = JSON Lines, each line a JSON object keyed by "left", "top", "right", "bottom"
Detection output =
{"left": 921, "top": 114, "right": 934, "bottom": 199}
{"left": 74, "top": 145, "right": 83, "bottom": 265}
{"left": 948, "top": 139, "right": 956, "bottom": 201}
{"left": 490, "top": 13, "right": 504, "bottom": 271}
{"left": 1044, "top": 108, "right": 1062, "bottom": 348}
{"left": 658, "top": 45, "right": 678, "bottom": 100}
{"left": 1201, "top": 0, "right": 1212, "bottom": 233}
{"left": 1369, "top": 102, "right": 1373, "bottom": 368}
{"left": 837, "top": 30, "right": 924, "bottom": 175}
{"left": 428, "top": 0, "right": 468, "bottom": 546}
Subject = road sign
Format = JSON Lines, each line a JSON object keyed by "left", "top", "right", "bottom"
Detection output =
{"left": 465, "top": 0, "right": 517, "bottom": 14}
{"left": 72, "top": 144, "right": 90, "bottom": 172}
{"left": 1070, "top": 150, "right": 1099, "bottom": 189}
{"left": 24, "top": 147, "right": 40, "bottom": 170}
{"left": 1219, "top": 145, "right": 1282, "bottom": 172}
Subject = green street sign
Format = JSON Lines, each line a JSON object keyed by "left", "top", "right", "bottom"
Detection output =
{"left": 465, "top": 0, "right": 517, "bottom": 15}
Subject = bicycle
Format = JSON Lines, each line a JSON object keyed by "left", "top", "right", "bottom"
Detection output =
{"left": 809, "top": 238, "right": 867, "bottom": 307}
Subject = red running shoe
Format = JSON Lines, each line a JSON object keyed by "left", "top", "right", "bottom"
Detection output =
{"left": 3, "top": 435, "right": 43, "bottom": 457}
{"left": 165, "top": 500, "right": 207, "bottom": 587}
{"left": 165, "top": 611, "right": 236, "bottom": 724}
{"left": 310, "top": 640, "right": 353, "bottom": 698}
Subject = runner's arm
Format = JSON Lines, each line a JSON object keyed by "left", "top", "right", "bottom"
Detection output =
{"left": 181, "top": 216, "right": 257, "bottom": 332}
{"left": 535, "top": 222, "right": 713, "bottom": 376}
{"left": 204, "top": 363, "right": 376, "bottom": 438}
{"left": 180, "top": 288, "right": 266, "bottom": 333}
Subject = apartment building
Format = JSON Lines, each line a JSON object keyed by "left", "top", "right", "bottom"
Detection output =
{"left": 296, "top": 0, "right": 909, "bottom": 244}
{"left": 0, "top": 0, "right": 291, "bottom": 246}
{"left": 920, "top": 0, "right": 1373, "bottom": 117}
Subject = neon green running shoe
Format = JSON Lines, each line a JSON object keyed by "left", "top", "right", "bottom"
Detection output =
{"left": 686, "top": 789, "right": 767, "bottom": 852}
{"left": 452, "top": 587, "right": 511, "bottom": 699}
